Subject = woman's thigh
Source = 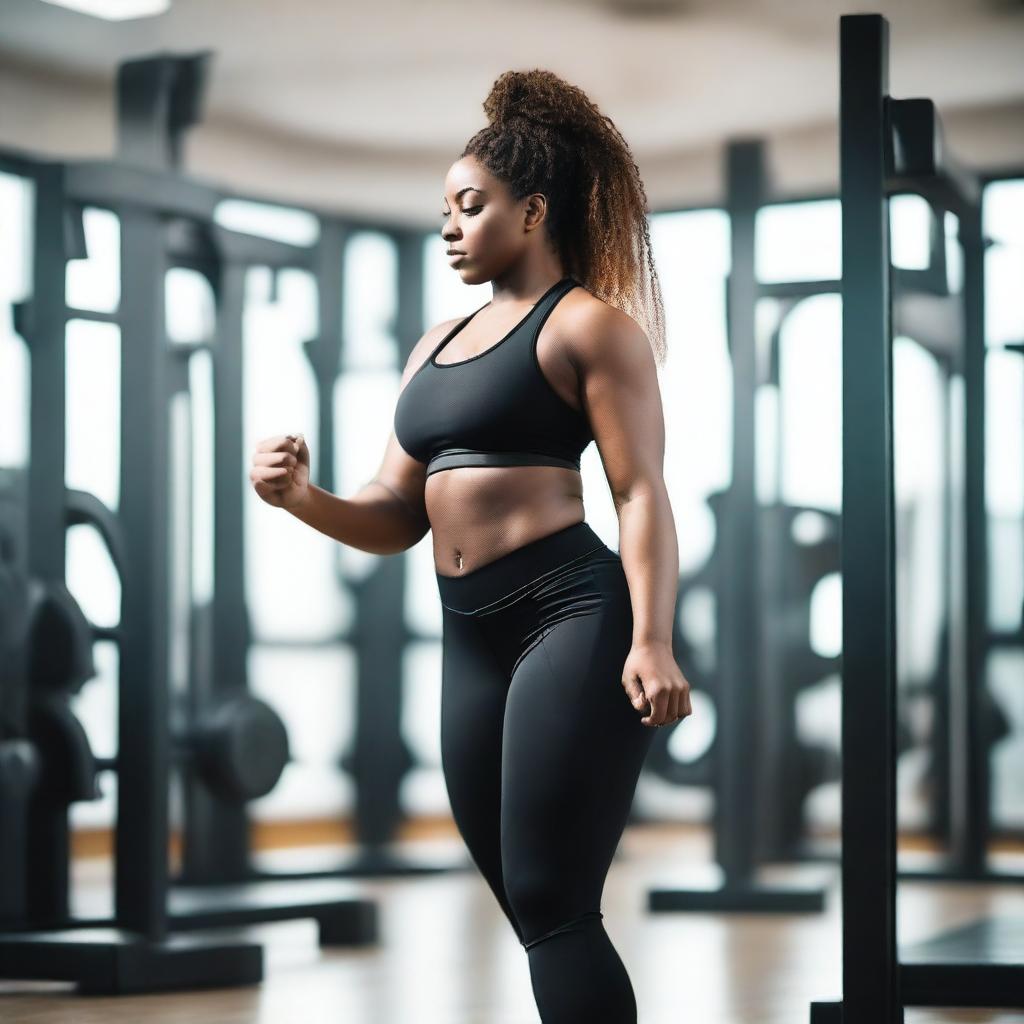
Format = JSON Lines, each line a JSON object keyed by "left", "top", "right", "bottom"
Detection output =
{"left": 498, "top": 559, "right": 655, "bottom": 930}
{"left": 438, "top": 606, "right": 522, "bottom": 939}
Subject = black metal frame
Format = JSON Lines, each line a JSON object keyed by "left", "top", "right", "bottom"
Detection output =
{"left": 0, "top": 52, "right": 427, "bottom": 995}
{"left": 648, "top": 141, "right": 832, "bottom": 914}
{"left": 647, "top": 106, "right": 1024, "bottom": 918}
{"left": 809, "top": 14, "right": 1023, "bottom": 1021}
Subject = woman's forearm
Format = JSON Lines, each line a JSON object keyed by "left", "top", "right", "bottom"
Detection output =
{"left": 286, "top": 480, "right": 429, "bottom": 554}
{"left": 616, "top": 485, "right": 679, "bottom": 647}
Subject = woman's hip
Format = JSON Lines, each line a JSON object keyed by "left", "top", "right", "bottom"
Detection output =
{"left": 437, "top": 523, "right": 632, "bottom": 682}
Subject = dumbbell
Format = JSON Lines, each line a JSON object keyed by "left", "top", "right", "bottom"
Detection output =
{"left": 181, "top": 692, "right": 290, "bottom": 802}
{"left": 26, "top": 579, "right": 289, "bottom": 805}
{"left": 93, "top": 693, "right": 290, "bottom": 803}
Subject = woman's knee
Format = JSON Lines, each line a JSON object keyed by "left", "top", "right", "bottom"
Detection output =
{"left": 503, "top": 863, "right": 595, "bottom": 941}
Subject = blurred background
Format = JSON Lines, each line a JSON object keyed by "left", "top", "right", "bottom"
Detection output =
{"left": 0, "top": 1, "right": 1022, "bottom": 1021}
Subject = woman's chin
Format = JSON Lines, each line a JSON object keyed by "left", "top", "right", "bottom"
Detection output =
{"left": 452, "top": 264, "right": 486, "bottom": 285}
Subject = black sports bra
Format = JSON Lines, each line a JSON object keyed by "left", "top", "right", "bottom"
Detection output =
{"left": 393, "top": 276, "right": 594, "bottom": 478}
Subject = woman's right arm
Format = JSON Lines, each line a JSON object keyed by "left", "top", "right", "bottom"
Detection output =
{"left": 256, "top": 317, "right": 461, "bottom": 555}
{"left": 285, "top": 432, "right": 430, "bottom": 555}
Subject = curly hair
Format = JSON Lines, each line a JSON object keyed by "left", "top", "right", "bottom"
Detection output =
{"left": 461, "top": 68, "right": 667, "bottom": 367}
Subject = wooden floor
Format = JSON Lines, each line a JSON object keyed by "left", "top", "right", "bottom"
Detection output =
{"left": 2, "top": 824, "right": 1023, "bottom": 1023}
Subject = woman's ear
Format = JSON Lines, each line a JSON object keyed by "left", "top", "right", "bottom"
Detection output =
{"left": 524, "top": 193, "right": 547, "bottom": 231}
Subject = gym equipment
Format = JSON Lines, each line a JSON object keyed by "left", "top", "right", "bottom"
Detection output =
{"left": 0, "top": 52, "right": 377, "bottom": 995}
{"left": 809, "top": 14, "right": 1023, "bottom": 1021}
{"left": 647, "top": 141, "right": 839, "bottom": 914}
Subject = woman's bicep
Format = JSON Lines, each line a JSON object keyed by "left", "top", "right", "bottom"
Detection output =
{"left": 576, "top": 308, "right": 666, "bottom": 507}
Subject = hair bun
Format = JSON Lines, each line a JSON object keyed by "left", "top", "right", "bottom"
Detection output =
{"left": 483, "top": 69, "right": 578, "bottom": 134}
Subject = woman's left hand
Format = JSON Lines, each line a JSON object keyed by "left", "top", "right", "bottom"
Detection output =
{"left": 621, "top": 641, "right": 693, "bottom": 728}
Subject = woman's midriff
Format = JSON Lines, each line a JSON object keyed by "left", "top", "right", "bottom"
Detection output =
{"left": 427, "top": 465, "right": 585, "bottom": 578}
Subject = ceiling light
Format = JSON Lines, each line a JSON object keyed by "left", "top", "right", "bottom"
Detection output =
{"left": 38, "top": 0, "right": 170, "bottom": 20}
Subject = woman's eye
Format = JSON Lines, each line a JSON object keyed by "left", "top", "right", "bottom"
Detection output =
{"left": 440, "top": 206, "right": 482, "bottom": 218}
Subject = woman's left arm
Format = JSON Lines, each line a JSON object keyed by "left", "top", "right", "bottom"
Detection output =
{"left": 570, "top": 302, "right": 692, "bottom": 729}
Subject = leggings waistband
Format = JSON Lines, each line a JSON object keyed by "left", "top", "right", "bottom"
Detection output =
{"left": 435, "top": 520, "right": 610, "bottom": 615}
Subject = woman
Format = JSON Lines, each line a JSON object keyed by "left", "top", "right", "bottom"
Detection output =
{"left": 250, "top": 68, "right": 692, "bottom": 1024}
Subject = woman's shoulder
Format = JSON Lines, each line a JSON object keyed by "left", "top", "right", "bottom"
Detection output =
{"left": 557, "top": 283, "right": 650, "bottom": 366}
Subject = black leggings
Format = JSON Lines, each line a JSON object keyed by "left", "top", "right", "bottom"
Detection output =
{"left": 436, "top": 520, "right": 655, "bottom": 1023}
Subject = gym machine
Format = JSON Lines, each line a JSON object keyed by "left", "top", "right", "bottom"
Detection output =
{"left": 809, "top": 14, "right": 1024, "bottom": 1021}
{"left": 647, "top": 139, "right": 843, "bottom": 914}
{"left": 0, "top": 50, "right": 465, "bottom": 994}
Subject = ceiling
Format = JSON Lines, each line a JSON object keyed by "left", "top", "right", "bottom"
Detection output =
{"left": 3, "top": 0, "right": 1023, "bottom": 164}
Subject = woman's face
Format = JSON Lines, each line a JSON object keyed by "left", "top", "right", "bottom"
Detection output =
{"left": 440, "top": 155, "right": 542, "bottom": 284}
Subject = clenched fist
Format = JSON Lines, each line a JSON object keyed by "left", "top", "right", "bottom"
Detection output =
{"left": 250, "top": 433, "right": 310, "bottom": 510}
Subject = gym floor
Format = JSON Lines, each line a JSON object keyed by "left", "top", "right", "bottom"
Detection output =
{"left": 1, "top": 824, "right": 1021, "bottom": 1024}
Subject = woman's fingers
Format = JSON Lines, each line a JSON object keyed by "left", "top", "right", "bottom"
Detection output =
{"left": 253, "top": 434, "right": 305, "bottom": 459}
{"left": 621, "top": 673, "right": 646, "bottom": 712}
{"left": 250, "top": 465, "right": 289, "bottom": 480}
{"left": 641, "top": 685, "right": 666, "bottom": 726}
{"left": 661, "top": 687, "right": 677, "bottom": 725}
{"left": 253, "top": 450, "right": 297, "bottom": 468}
{"left": 626, "top": 666, "right": 694, "bottom": 728}
{"left": 256, "top": 434, "right": 293, "bottom": 453}
{"left": 248, "top": 434, "right": 309, "bottom": 509}
{"left": 252, "top": 480, "right": 281, "bottom": 501}
{"left": 250, "top": 464, "right": 292, "bottom": 487}
{"left": 665, "top": 688, "right": 681, "bottom": 725}
{"left": 646, "top": 682, "right": 692, "bottom": 726}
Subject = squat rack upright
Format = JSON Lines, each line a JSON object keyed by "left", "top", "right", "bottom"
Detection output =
{"left": 810, "top": 13, "right": 1023, "bottom": 1023}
